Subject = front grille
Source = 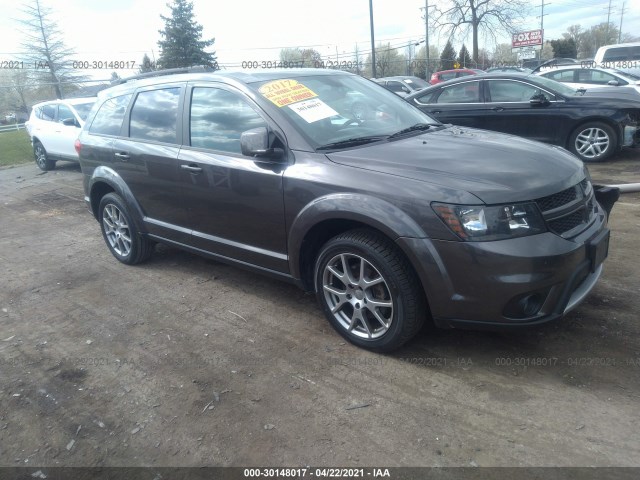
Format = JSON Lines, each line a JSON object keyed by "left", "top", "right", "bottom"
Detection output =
{"left": 535, "top": 180, "right": 595, "bottom": 237}
{"left": 536, "top": 186, "right": 578, "bottom": 212}
{"left": 547, "top": 209, "right": 586, "bottom": 235}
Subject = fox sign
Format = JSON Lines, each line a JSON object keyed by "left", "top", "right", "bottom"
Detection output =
{"left": 512, "top": 30, "right": 543, "bottom": 48}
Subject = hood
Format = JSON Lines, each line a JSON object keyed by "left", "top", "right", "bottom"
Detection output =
{"left": 579, "top": 86, "right": 640, "bottom": 102}
{"left": 326, "top": 126, "right": 585, "bottom": 204}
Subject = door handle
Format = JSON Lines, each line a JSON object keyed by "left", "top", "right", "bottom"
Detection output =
{"left": 114, "top": 152, "right": 130, "bottom": 161}
{"left": 181, "top": 164, "right": 203, "bottom": 174}
{"left": 429, "top": 110, "right": 441, "bottom": 114}
{"left": 491, "top": 107, "right": 504, "bottom": 112}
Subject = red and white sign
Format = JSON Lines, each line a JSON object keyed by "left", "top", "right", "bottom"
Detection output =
{"left": 512, "top": 29, "right": 543, "bottom": 48}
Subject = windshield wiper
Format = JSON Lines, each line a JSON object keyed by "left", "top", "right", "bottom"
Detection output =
{"left": 387, "top": 123, "right": 434, "bottom": 139}
{"left": 316, "top": 136, "right": 386, "bottom": 151}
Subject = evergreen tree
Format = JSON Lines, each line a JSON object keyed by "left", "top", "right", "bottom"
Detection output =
{"left": 440, "top": 40, "right": 456, "bottom": 70}
{"left": 139, "top": 54, "right": 156, "bottom": 73}
{"left": 157, "top": 0, "right": 218, "bottom": 70}
{"left": 458, "top": 44, "right": 472, "bottom": 68}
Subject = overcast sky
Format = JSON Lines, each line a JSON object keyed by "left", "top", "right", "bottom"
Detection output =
{"left": 0, "top": 0, "right": 638, "bottom": 80}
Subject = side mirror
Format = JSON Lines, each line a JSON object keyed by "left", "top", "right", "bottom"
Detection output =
{"left": 529, "top": 94, "right": 548, "bottom": 105}
{"left": 62, "top": 117, "right": 78, "bottom": 127}
{"left": 240, "top": 127, "right": 283, "bottom": 159}
{"left": 607, "top": 80, "right": 620, "bottom": 86}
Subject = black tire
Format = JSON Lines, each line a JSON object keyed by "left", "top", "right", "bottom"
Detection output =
{"left": 98, "top": 193, "right": 153, "bottom": 265}
{"left": 568, "top": 121, "right": 616, "bottom": 163}
{"left": 34, "top": 141, "right": 55, "bottom": 171}
{"left": 314, "top": 229, "right": 426, "bottom": 352}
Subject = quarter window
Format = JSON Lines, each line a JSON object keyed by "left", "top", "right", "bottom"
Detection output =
{"left": 129, "top": 88, "right": 180, "bottom": 144}
{"left": 190, "top": 87, "right": 266, "bottom": 154}
{"left": 89, "top": 94, "right": 132, "bottom": 136}
{"left": 436, "top": 81, "right": 481, "bottom": 103}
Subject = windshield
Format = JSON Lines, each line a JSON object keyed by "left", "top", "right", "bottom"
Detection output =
{"left": 251, "top": 74, "right": 439, "bottom": 150}
{"left": 72, "top": 101, "right": 96, "bottom": 121}
{"left": 404, "top": 77, "right": 430, "bottom": 89}
{"left": 528, "top": 75, "right": 578, "bottom": 96}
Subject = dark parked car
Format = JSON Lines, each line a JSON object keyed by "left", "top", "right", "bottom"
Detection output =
{"left": 405, "top": 73, "right": 640, "bottom": 162}
{"left": 77, "top": 68, "right": 613, "bottom": 351}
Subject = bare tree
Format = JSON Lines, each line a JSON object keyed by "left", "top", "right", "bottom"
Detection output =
{"left": 17, "top": 0, "right": 83, "bottom": 99}
{"left": 431, "top": 0, "right": 529, "bottom": 62}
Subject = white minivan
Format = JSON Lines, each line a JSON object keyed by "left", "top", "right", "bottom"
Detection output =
{"left": 593, "top": 42, "right": 640, "bottom": 76}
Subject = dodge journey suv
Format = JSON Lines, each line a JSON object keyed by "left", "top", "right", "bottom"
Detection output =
{"left": 76, "top": 68, "right": 612, "bottom": 352}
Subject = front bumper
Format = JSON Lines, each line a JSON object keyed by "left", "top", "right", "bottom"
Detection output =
{"left": 397, "top": 202, "right": 609, "bottom": 329}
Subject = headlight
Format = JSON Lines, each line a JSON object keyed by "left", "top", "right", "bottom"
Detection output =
{"left": 432, "top": 202, "right": 546, "bottom": 241}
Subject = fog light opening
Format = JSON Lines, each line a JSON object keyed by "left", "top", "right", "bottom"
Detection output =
{"left": 503, "top": 289, "right": 550, "bottom": 320}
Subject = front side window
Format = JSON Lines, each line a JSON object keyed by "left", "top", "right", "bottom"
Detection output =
{"left": 72, "top": 102, "right": 96, "bottom": 121}
{"left": 129, "top": 88, "right": 180, "bottom": 144}
{"left": 436, "top": 81, "right": 481, "bottom": 103}
{"left": 487, "top": 80, "right": 547, "bottom": 102}
{"left": 58, "top": 105, "right": 74, "bottom": 123}
{"left": 89, "top": 94, "right": 132, "bottom": 136}
{"left": 387, "top": 82, "right": 408, "bottom": 93}
{"left": 190, "top": 88, "right": 266, "bottom": 154}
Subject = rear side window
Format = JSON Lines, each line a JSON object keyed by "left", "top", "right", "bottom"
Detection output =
{"left": 603, "top": 47, "right": 640, "bottom": 62}
{"left": 89, "top": 94, "right": 132, "bottom": 136}
{"left": 545, "top": 70, "right": 575, "bottom": 82}
{"left": 436, "top": 81, "right": 481, "bottom": 103}
{"left": 189, "top": 87, "right": 266, "bottom": 154}
{"left": 129, "top": 88, "right": 180, "bottom": 144}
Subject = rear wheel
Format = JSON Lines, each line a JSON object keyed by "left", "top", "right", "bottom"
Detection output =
{"left": 569, "top": 122, "right": 616, "bottom": 163}
{"left": 314, "top": 229, "right": 425, "bottom": 352}
{"left": 98, "top": 193, "right": 153, "bottom": 265}
{"left": 34, "top": 141, "right": 55, "bottom": 171}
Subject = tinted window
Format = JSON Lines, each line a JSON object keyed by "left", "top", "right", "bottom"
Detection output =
{"left": 72, "top": 102, "right": 96, "bottom": 121}
{"left": 129, "top": 88, "right": 180, "bottom": 144}
{"left": 456, "top": 71, "right": 471, "bottom": 78}
{"left": 190, "top": 88, "right": 267, "bottom": 154}
{"left": 38, "top": 105, "right": 55, "bottom": 121}
{"left": 546, "top": 70, "right": 575, "bottom": 82}
{"left": 487, "top": 80, "right": 542, "bottom": 102}
{"left": 387, "top": 81, "right": 408, "bottom": 93}
{"left": 89, "top": 94, "right": 132, "bottom": 136}
{"left": 440, "top": 72, "right": 456, "bottom": 81}
{"left": 436, "top": 81, "right": 481, "bottom": 103}
{"left": 575, "top": 69, "right": 623, "bottom": 85}
{"left": 58, "top": 105, "right": 74, "bottom": 123}
{"left": 603, "top": 47, "right": 640, "bottom": 62}
{"left": 414, "top": 91, "right": 437, "bottom": 104}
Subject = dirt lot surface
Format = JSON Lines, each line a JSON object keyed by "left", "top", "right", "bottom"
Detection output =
{"left": 1, "top": 150, "right": 639, "bottom": 468}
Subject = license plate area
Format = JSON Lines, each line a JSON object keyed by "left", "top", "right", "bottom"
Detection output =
{"left": 587, "top": 229, "right": 610, "bottom": 273}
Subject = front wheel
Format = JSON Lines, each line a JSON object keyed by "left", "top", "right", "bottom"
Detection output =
{"left": 314, "top": 229, "right": 425, "bottom": 352}
{"left": 98, "top": 193, "right": 153, "bottom": 265}
{"left": 569, "top": 122, "right": 616, "bottom": 163}
{"left": 34, "top": 141, "right": 55, "bottom": 171}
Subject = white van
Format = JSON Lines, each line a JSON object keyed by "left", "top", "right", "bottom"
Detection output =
{"left": 593, "top": 42, "right": 640, "bottom": 76}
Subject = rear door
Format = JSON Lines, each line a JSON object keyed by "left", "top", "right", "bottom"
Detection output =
{"left": 112, "top": 85, "right": 191, "bottom": 244}
{"left": 412, "top": 79, "right": 486, "bottom": 128}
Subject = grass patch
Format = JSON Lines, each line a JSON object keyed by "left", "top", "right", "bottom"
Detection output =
{"left": 0, "top": 128, "right": 33, "bottom": 167}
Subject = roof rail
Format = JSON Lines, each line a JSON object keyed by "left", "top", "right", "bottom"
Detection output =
{"left": 114, "top": 65, "right": 216, "bottom": 85}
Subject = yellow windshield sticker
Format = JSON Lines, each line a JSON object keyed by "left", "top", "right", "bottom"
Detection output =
{"left": 259, "top": 79, "right": 317, "bottom": 107}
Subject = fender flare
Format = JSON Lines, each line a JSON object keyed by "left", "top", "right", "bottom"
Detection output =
{"left": 287, "top": 193, "right": 427, "bottom": 280}
{"left": 88, "top": 166, "right": 147, "bottom": 232}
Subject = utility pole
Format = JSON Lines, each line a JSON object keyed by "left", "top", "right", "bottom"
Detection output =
{"left": 419, "top": 1, "right": 434, "bottom": 80}
{"left": 369, "top": 0, "right": 376, "bottom": 78}
{"left": 618, "top": 1, "right": 626, "bottom": 43}
{"left": 538, "top": 1, "right": 551, "bottom": 61}
{"left": 605, "top": 0, "right": 613, "bottom": 44}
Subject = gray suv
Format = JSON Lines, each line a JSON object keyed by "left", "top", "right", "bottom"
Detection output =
{"left": 77, "top": 68, "right": 613, "bottom": 352}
